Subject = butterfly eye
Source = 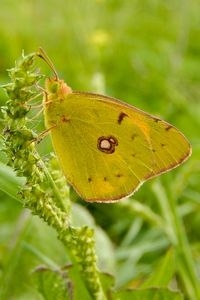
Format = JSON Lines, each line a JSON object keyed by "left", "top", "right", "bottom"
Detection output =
{"left": 50, "top": 82, "right": 59, "bottom": 93}
{"left": 97, "top": 135, "right": 118, "bottom": 154}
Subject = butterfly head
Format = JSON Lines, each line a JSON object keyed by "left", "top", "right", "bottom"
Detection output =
{"left": 37, "top": 47, "right": 72, "bottom": 102}
{"left": 44, "top": 77, "right": 72, "bottom": 102}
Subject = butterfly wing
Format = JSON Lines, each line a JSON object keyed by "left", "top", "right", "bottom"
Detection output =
{"left": 44, "top": 91, "right": 191, "bottom": 202}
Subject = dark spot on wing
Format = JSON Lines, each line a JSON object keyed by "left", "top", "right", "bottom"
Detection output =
{"left": 153, "top": 117, "right": 161, "bottom": 123}
{"left": 61, "top": 115, "right": 70, "bottom": 123}
{"left": 118, "top": 112, "right": 128, "bottom": 124}
{"left": 103, "top": 177, "right": 107, "bottom": 182}
{"left": 116, "top": 173, "right": 123, "bottom": 178}
{"left": 161, "top": 143, "right": 166, "bottom": 147}
{"left": 88, "top": 177, "right": 92, "bottom": 182}
{"left": 131, "top": 133, "right": 138, "bottom": 140}
{"left": 97, "top": 135, "right": 118, "bottom": 154}
{"left": 165, "top": 124, "right": 173, "bottom": 131}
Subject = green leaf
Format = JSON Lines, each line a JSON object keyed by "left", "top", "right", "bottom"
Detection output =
{"left": 0, "top": 162, "right": 24, "bottom": 201}
{"left": 115, "top": 288, "right": 183, "bottom": 300}
{"left": 141, "top": 248, "right": 175, "bottom": 288}
{"left": 33, "top": 265, "right": 72, "bottom": 300}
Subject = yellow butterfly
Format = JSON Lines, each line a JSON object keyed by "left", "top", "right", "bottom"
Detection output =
{"left": 38, "top": 49, "right": 191, "bottom": 202}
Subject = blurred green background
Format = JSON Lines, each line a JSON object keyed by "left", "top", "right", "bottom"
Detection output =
{"left": 0, "top": 0, "right": 200, "bottom": 299}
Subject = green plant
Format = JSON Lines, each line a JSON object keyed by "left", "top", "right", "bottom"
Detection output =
{"left": 0, "top": 50, "right": 199, "bottom": 300}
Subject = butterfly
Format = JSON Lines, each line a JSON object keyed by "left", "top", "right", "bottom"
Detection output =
{"left": 38, "top": 48, "right": 191, "bottom": 202}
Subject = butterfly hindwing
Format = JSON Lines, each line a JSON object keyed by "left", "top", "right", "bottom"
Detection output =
{"left": 44, "top": 91, "right": 191, "bottom": 202}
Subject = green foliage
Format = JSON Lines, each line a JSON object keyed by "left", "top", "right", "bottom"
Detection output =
{"left": 0, "top": 1, "right": 200, "bottom": 300}
{"left": 116, "top": 289, "right": 184, "bottom": 300}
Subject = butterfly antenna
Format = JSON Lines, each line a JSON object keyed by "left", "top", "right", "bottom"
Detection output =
{"left": 37, "top": 47, "right": 58, "bottom": 80}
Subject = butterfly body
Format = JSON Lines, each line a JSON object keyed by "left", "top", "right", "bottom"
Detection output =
{"left": 43, "top": 78, "right": 191, "bottom": 202}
